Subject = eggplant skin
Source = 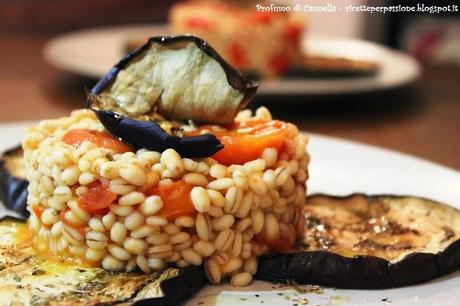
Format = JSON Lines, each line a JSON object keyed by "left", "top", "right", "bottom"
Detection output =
{"left": 0, "top": 146, "right": 28, "bottom": 220}
{"left": 95, "top": 110, "right": 223, "bottom": 158}
{"left": 256, "top": 194, "right": 460, "bottom": 289}
{"left": 133, "top": 266, "right": 207, "bottom": 306}
{"left": 256, "top": 248, "right": 460, "bottom": 289}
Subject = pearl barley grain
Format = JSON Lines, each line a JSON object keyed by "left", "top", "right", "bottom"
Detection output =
{"left": 183, "top": 173, "right": 208, "bottom": 186}
{"left": 119, "top": 191, "right": 145, "bottom": 206}
{"left": 148, "top": 258, "right": 166, "bottom": 271}
{"left": 231, "top": 272, "right": 252, "bottom": 287}
{"left": 193, "top": 241, "right": 215, "bottom": 257}
{"left": 124, "top": 238, "right": 148, "bottom": 255}
{"left": 102, "top": 212, "right": 116, "bottom": 230}
{"left": 61, "top": 165, "right": 80, "bottom": 185}
{"left": 147, "top": 233, "right": 169, "bottom": 245}
{"left": 130, "top": 225, "right": 155, "bottom": 239}
{"left": 262, "top": 148, "right": 278, "bottom": 168}
{"left": 125, "top": 211, "right": 145, "bottom": 230}
{"left": 205, "top": 258, "right": 221, "bottom": 284}
{"left": 110, "top": 222, "right": 127, "bottom": 244}
{"left": 221, "top": 256, "right": 243, "bottom": 274}
{"left": 119, "top": 164, "right": 146, "bottom": 186}
{"left": 102, "top": 255, "right": 125, "bottom": 271}
{"left": 196, "top": 213, "right": 211, "bottom": 241}
{"left": 146, "top": 216, "right": 168, "bottom": 226}
{"left": 41, "top": 208, "right": 59, "bottom": 225}
{"left": 181, "top": 249, "right": 202, "bottom": 266}
{"left": 140, "top": 195, "right": 163, "bottom": 215}
{"left": 160, "top": 149, "right": 184, "bottom": 174}
{"left": 175, "top": 216, "right": 195, "bottom": 228}
{"left": 210, "top": 164, "right": 226, "bottom": 179}
{"left": 191, "top": 187, "right": 211, "bottom": 213}
{"left": 108, "top": 244, "right": 131, "bottom": 261}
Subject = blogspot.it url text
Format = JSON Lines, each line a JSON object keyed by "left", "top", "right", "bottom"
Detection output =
{"left": 255, "top": 3, "right": 459, "bottom": 14}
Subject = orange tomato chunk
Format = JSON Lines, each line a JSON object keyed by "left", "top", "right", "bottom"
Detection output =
{"left": 148, "top": 180, "right": 195, "bottom": 221}
{"left": 62, "top": 129, "right": 133, "bottom": 153}
{"left": 77, "top": 180, "right": 118, "bottom": 213}
{"left": 187, "top": 119, "right": 287, "bottom": 165}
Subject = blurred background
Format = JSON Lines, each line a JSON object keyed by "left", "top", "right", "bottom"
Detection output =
{"left": 0, "top": 0, "right": 459, "bottom": 169}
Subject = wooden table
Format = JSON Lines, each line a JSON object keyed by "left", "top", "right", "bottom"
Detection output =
{"left": 1, "top": 31, "right": 459, "bottom": 171}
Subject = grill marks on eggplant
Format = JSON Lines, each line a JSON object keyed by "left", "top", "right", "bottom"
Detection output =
{"left": 302, "top": 194, "right": 459, "bottom": 262}
{"left": 0, "top": 219, "right": 207, "bottom": 305}
{"left": 302, "top": 195, "right": 433, "bottom": 261}
{"left": 256, "top": 194, "right": 460, "bottom": 288}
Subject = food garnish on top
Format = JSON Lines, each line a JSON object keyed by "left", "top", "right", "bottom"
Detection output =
{"left": 89, "top": 35, "right": 258, "bottom": 157}
{"left": 90, "top": 35, "right": 257, "bottom": 125}
{"left": 21, "top": 35, "right": 310, "bottom": 287}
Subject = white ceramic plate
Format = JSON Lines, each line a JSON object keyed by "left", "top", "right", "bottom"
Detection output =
{"left": 1, "top": 121, "right": 459, "bottom": 305}
{"left": 43, "top": 24, "right": 421, "bottom": 95}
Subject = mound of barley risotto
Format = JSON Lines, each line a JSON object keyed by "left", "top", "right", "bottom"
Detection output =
{"left": 23, "top": 107, "right": 309, "bottom": 286}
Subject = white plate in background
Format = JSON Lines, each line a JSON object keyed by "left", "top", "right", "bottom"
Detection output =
{"left": 43, "top": 24, "right": 421, "bottom": 96}
{"left": 1, "top": 122, "right": 459, "bottom": 305}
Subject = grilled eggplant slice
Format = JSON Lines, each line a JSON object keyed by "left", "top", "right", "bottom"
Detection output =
{"left": 256, "top": 194, "right": 460, "bottom": 289}
{"left": 89, "top": 35, "right": 258, "bottom": 157}
{"left": 0, "top": 146, "right": 28, "bottom": 220}
{"left": 91, "top": 35, "right": 257, "bottom": 124}
{"left": 0, "top": 218, "right": 207, "bottom": 305}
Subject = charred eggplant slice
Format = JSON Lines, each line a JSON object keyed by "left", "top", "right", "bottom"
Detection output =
{"left": 89, "top": 35, "right": 258, "bottom": 157}
{"left": 0, "top": 146, "right": 28, "bottom": 220}
{"left": 0, "top": 217, "right": 207, "bottom": 305}
{"left": 256, "top": 194, "right": 460, "bottom": 289}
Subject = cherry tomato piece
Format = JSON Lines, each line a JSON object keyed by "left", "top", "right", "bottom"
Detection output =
{"left": 187, "top": 119, "right": 287, "bottom": 165}
{"left": 62, "top": 129, "right": 132, "bottom": 153}
{"left": 148, "top": 180, "right": 196, "bottom": 221}
{"left": 77, "top": 180, "right": 118, "bottom": 213}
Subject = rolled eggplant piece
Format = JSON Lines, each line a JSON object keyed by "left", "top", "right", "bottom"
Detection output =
{"left": 0, "top": 146, "right": 28, "bottom": 220}
{"left": 256, "top": 194, "right": 460, "bottom": 289}
{"left": 91, "top": 35, "right": 257, "bottom": 125}
{"left": 89, "top": 35, "right": 258, "bottom": 157}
